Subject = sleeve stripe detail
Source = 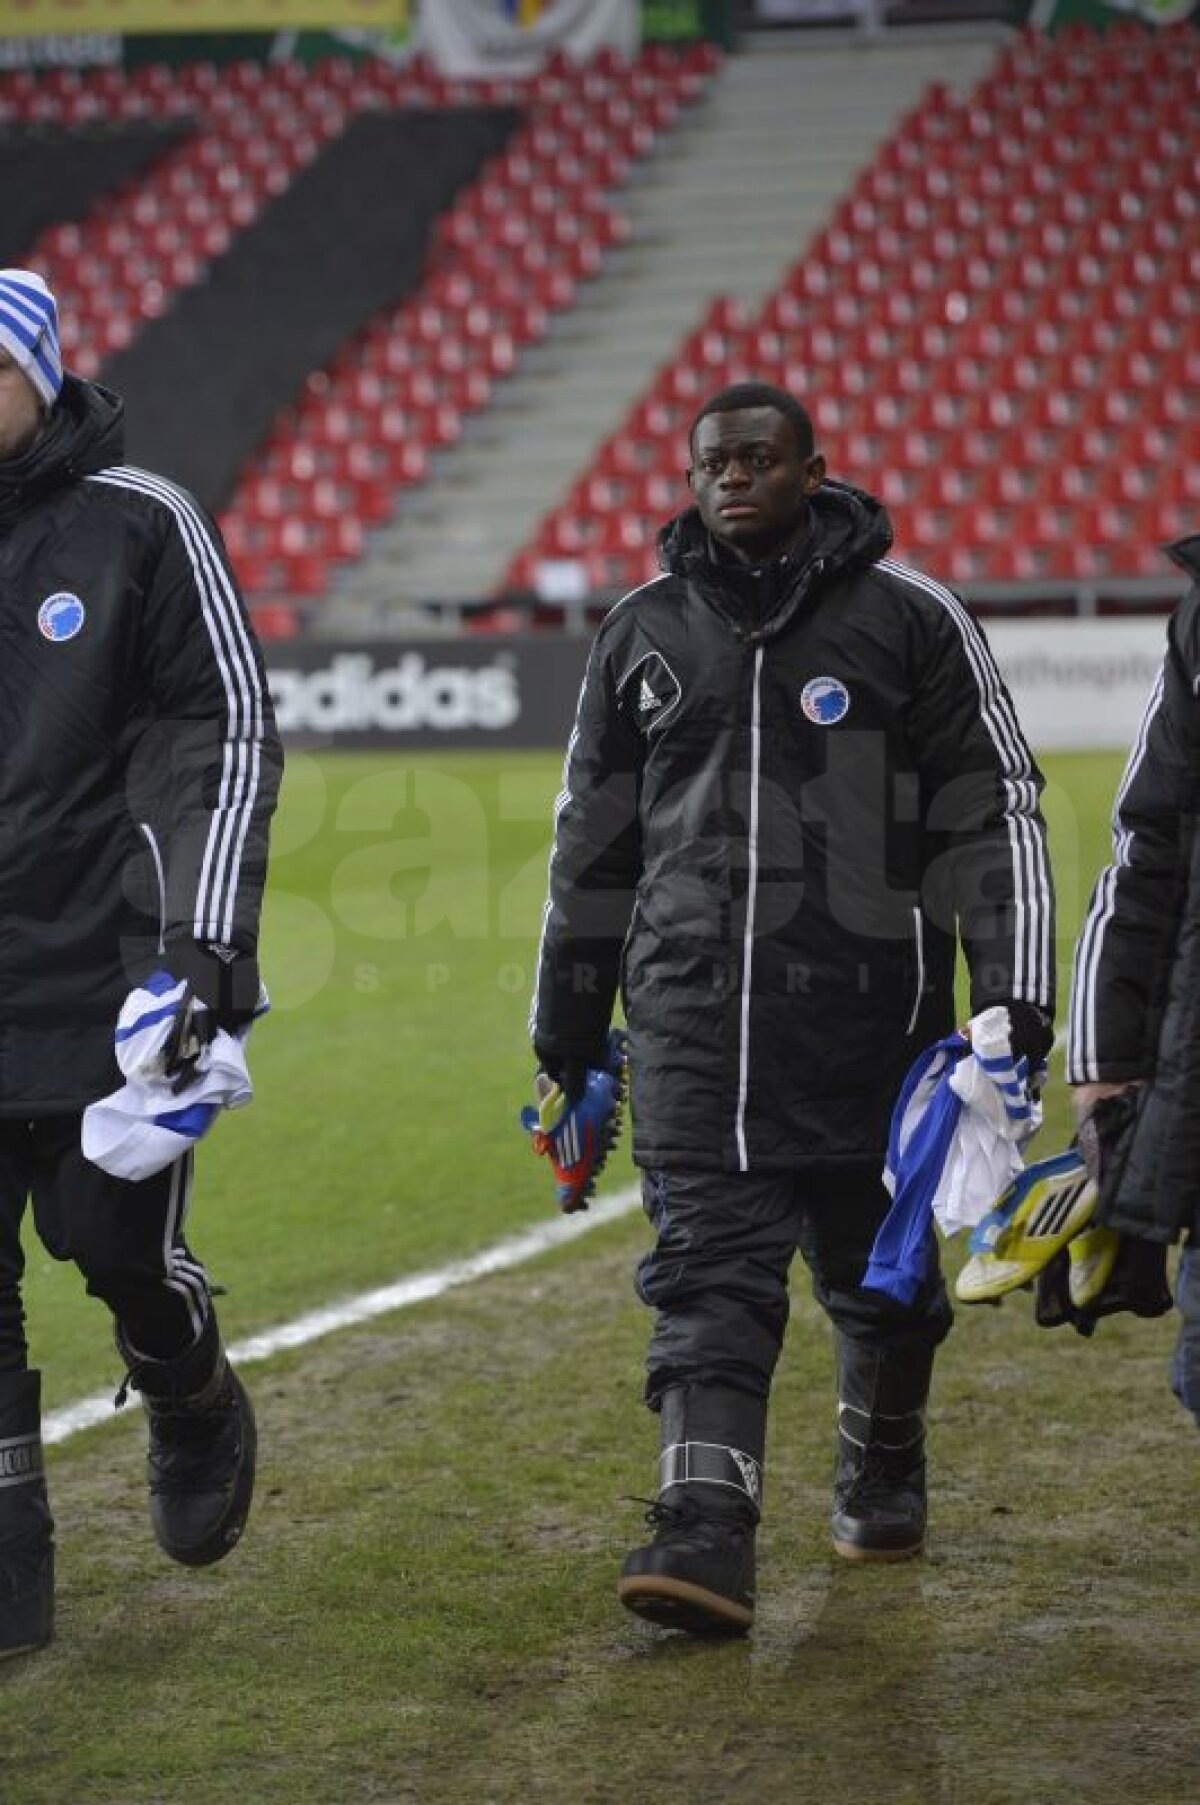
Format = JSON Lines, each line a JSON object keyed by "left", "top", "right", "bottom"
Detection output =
{"left": 1066, "top": 665, "right": 1165, "bottom": 1081}
{"left": 528, "top": 645, "right": 595, "bottom": 1040}
{"left": 879, "top": 558, "right": 1054, "bottom": 1004}
{"left": 1066, "top": 867, "right": 1118, "bottom": 1084}
{"left": 1110, "top": 666, "right": 1165, "bottom": 864}
{"left": 86, "top": 466, "right": 265, "bottom": 944}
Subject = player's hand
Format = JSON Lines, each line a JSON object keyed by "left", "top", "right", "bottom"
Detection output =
{"left": 163, "top": 939, "right": 262, "bottom": 1031}
{"left": 114, "top": 972, "right": 215, "bottom": 1091}
{"left": 1001, "top": 1001, "right": 1055, "bottom": 1068}
{"left": 521, "top": 1030, "right": 628, "bottom": 1212}
{"left": 1073, "top": 1083, "right": 1141, "bottom": 1191}
{"left": 1070, "top": 1079, "right": 1137, "bottom": 1127}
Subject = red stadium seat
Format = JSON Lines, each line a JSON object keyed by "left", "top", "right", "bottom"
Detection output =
{"left": 26, "top": 40, "right": 1190, "bottom": 610}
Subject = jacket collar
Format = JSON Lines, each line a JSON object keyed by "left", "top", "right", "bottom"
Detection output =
{"left": 0, "top": 376, "right": 125, "bottom": 533}
{"left": 657, "top": 479, "right": 893, "bottom": 640}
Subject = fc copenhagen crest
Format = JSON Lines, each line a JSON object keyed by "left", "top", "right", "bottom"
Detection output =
{"left": 800, "top": 676, "right": 850, "bottom": 725}
{"left": 37, "top": 592, "right": 86, "bottom": 642}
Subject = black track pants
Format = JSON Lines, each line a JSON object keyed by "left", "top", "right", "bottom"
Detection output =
{"left": 0, "top": 1116, "right": 211, "bottom": 1373}
{"left": 636, "top": 1163, "right": 954, "bottom": 1407}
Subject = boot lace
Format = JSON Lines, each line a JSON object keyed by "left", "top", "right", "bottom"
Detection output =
{"left": 143, "top": 1376, "right": 241, "bottom": 1496}
{"left": 149, "top": 1410, "right": 241, "bottom": 1496}
{"left": 628, "top": 1495, "right": 753, "bottom": 1547}
{"left": 629, "top": 1495, "right": 703, "bottom": 1531}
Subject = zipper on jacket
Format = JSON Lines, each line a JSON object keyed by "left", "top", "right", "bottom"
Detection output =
{"left": 904, "top": 905, "right": 926, "bottom": 1037}
{"left": 140, "top": 822, "right": 167, "bottom": 956}
{"left": 734, "top": 646, "right": 765, "bottom": 1171}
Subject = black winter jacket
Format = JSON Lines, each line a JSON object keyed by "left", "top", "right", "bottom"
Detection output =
{"left": 0, "top": 376, "right": 281, "bottom": 1113}
{"left": 1066, "top": 534, "right": 1200, "bottom": 1240}
{"left": 532, "top": 483, "right": 1055, "bottom": 1172}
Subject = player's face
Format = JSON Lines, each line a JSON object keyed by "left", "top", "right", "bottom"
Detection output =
{"left": 0, "top": 350, "right": 45, "bottom": 463}
{"left": 688, "top": 407, "right": 824, "bottom": 564}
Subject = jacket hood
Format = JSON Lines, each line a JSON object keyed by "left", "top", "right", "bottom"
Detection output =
{"left": 0, "top": 375, "right": 124, "bottom": 529}
{"left": 1168, "top": 533, "right": 1200, "bottom": 583}
{"left": 656, "top": 478, "right": 894, "bottom": 636}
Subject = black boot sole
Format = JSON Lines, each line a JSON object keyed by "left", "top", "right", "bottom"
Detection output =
{"left": 617, "top": 1572, "right": 753, "bottom": 1635}
{"left": 0, "top": 1631, "right": 53, "bottom": 1660}
{"left": 831, "top": 1531, "right": 924, "bottom": 1563}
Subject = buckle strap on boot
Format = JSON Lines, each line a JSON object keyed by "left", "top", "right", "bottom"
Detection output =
{"left": 659, "top": 1439, "right": 763, "bottom": 1515}
{"left": 837, "top": 1400, "right": 925, "bottom": 1457}
{"left": 831, "top": 1338, "right": 931, "bottom": 1563}
{"left": 0, "top": 1433, "right": 45, "bottom": 1489}
{"left": 114, "top": 1313, "right": 225, "bottom": 1414}
{"left": 0, "top": 1371, "right": 55, "bottom": 1657}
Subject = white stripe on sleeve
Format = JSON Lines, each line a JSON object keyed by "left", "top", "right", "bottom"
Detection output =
{"left": 88, "top": 466, "right": 265, "bottom": 944}
{"left": 1066, "top": 666, "right": 1165, "bottom": 1081}
{"left": 880, "top": 559, "right": 1054, "bottom": 1005}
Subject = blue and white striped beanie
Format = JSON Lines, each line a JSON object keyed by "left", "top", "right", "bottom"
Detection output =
{"left": 0, "top": 269, "right": 62, "bottom": 409}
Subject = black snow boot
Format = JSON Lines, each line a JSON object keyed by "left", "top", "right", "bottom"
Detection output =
{"left": 0, "top": 1369, "right": 54, "bottom": 1659}
{"left": 117, "top": 1313, "right": 256, "bottom": 1568}
{"left": 830, "top": 1334, "right": 933, "bottom": 1563}
{"left": 618, "top": 1384, "right": 764, "bottom": 1635}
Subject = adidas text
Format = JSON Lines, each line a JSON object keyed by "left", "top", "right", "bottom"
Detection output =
{"left": 270, "top": 654, "right": 520, "bottom": 734}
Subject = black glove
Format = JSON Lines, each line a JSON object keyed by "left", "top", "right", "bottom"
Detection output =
{"left": 1035, "top": 1233, "right": 1173, "bottom": 1337}
{"left": 160, "top": 988, "right": 217, "bottom": 1093}
{"left": 1002, "top": 1001, "right": 1055, "bottom": 1068}
{"left": 165, "top": 939, "right": 262, "bottom": 1031}
{"left": 533, "top": 1041, "right": 614, "bottom": 1104}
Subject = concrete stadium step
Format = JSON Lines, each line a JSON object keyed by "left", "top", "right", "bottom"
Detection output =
{"left": 330, "top": 27, "right": 1003, "bottom": 620}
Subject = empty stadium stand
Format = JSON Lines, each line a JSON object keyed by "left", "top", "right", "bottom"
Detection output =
{"left": 0, "top": 42, "right": 716, "bottom": 627}
{"left": 2, "top": 21, "right": 1194, "bottom": 635}
{"left": 506, "top": 19, "right": 1198, "bottom": 613}
{"left": 349, "top": 29, "right": 1001, "bottom": 620}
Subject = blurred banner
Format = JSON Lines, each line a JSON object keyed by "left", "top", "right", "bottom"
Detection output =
{"left": 416, "top": 0, "right": 639, "bottom": 75}
{"left": 263, "top": 621, "right": 1171, "bottom": 750}
{"left": 0, "top": 1, "right": 407, "bottom": 31}
{"left": 640, "top": 0, "right": 735, "bottom": 45}
{"left": 751, "top": 1, "right": 879, "bottom": 19}
{"left": 979, "top": 619, "right": 1167, "bottom": 752}
{"left": 1028, "top": 0, "right": 1197, "bottom": 21}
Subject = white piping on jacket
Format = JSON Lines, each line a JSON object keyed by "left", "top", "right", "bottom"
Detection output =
{"left": 1067, "top": 665, "right": 1165, "bottom": 1081}
{"left": 88, "top": 466, "right": 266, "bottom": 946}
{"left": 734, "top": 646, "right": 765, "bottom": 1171}
{"left": 879, "top": 558, "right": 1054, "bottom": 1007}
{"left": 905, "top": 904, "right": 926, "bottom": 1037}
{"left": 139, "top": 821, "right": 167, "bottom": 956}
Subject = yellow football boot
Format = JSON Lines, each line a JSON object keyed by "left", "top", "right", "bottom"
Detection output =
{"left": 955, "top": 1150, "right": 1098, "bottom": 1303}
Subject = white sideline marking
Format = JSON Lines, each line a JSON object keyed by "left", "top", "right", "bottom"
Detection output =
{"left": 44, "top": 1183, "right": 642, "bottom": 1447}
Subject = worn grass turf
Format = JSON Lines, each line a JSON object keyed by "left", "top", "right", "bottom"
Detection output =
{"left": 8, "top": 747, "right": 1197, "bottom": 1802}
{"left": 10, "top": 1216, "right": 1198, "bottom": 1804}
